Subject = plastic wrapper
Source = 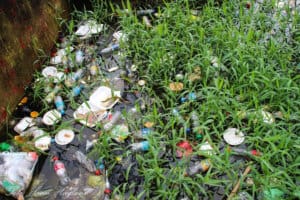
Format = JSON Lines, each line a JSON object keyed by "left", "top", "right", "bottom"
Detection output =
{"left": 0, "top": 152, "right": 38, "bottom": 199}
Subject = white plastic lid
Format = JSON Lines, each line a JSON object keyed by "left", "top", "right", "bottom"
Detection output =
{"left": 223, "top": 128, "right": 245, "bottom": 146}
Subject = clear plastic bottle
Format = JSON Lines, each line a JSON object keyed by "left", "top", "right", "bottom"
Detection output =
{"left": 103, "top": 111, "right": 122, "bottom": 131}
{"left": 72, "top": 69, "right": 85, "bottom": 82}
{"left": 103, "top": 170, "right": 111, "bottom": 200}
{"left": 180, "top": 92, "right": 197, "bottom": 103}
{"left": 100, "top": 44, "right": 119, "bottom": 54}
{"left": 133, "top": 128, "right": 152, "bottom": 139}
{"left": 53, "top": 156, "right": 70, "bottom": 186}
{"left": 74, "top": 150, "right": 96, "bottom": 173}
{"left": 54, "top": 96, "right": 65, "bottom": 115}
{"left": 45, "top": 85, "right": 61, "bottom": 103}
{"left": 131, "top": 141, "right": 149, "bottom": 152}
{"left": 75, "top": 50, "right": 84, "bottom": 64}
{"left": 172, "top": 109, "right": 185, "bottom": 124}
{"left": 186, "top": 159, "right": 211, "bottom": 176}
{"left": 71, "top": 84, "right": 84, "bottom": 97}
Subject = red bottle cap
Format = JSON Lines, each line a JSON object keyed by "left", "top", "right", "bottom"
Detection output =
{"left": 95, "top": 169, "right": 102, "bottom": 176}
{"left": 251, "top": 150, "right": 260, "bottom": 156}
{"left": 104, "top": 188, "right": 111, "bottom": 194}
{"left": 28, "top": 152, "right": 38, "bottom": 160}
{"left": 176, "top": 140, "right": 193, "bottom": 158}
{"left": 52, "top": 156, "right": 59, "bottom": 161}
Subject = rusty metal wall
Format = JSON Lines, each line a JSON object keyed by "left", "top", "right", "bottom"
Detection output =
{"left": 0, "top": 0, "right": 69, "bottom": 127}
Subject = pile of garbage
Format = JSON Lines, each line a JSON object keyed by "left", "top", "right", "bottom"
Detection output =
{"left": 0, "top": 0, "right": 299, "bottom": 199}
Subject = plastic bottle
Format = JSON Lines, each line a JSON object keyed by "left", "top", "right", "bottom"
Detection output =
{"left": 186, "top": 159, "right": 211, "bottom": 176}
{"left": 172, "top": 109, "right": 185, "bottom": 124}
{"left": 180, "top": 92, "right": 197, "bottom": 103}
{"left": 45, "top": 85, "right": 61, "bottom": 103}
{"left": 230, "top": 148, "right": 261, "bottom": 157}
{"left": 131, "top": 141, "right": 149, "bottom": 152}
{"left": 142, "top": 16, "right": 152, "bottom": 27}
{"left": 100, "top": 44, "right": 119, "bottom": 54}
{"left": 72, "top": 69, "right": 85, "bottom": 82}
{"left": 103, "top": 170, "right": 111, "bottom": 200}
{"left": 75, "top": 50, "right": 84, "bottom": 64}
{"left": 190, "top": 111, "right": 202, "bottom": 140}
{"left": 53, "top": 156, "right": 70, "bottom": 186}
{"left": 74, "top": 150, "right": 96, "bottom": 173}
{"left": 136, "top": 8, "right": 156, "bottom": 15}
{"left": 54, "top": 96, "right": 65, "bottom": 115}
{"left": 71, "top": 84, "right": 84, "bottom": 97}
{"left": 95, "top": 159, "right": 105, "bottom": 175}
{"left": 103, "top": 111, "right": 122, "bottom": 131}
{"left": 133, "top": 128, "right": 152, "bottom": 139}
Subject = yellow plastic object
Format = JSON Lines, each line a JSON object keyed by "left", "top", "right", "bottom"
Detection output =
{"left": 19, "top": 97, "right": 28, "bottom": 105}
{"left": 30, "top": 111, "right": 39, "bottom": 118}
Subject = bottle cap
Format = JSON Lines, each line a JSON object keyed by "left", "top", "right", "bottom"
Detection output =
{"left": 95, "top": 169, "right": 102, "bottom": 176}
{"left": 138, "top": 80, "right": 146, "bottom": 86}
{"left": 223, "top": 128, "right": 245, "bottom": 146}
{"left": 30, "top": 111, "right": 39, "bottom": 118}
{"left": 141, "top": 141, "right": 150, "bottom": 151}
{"left": 144, "top": 121, "right": 154, "bottom": 128}
{"left": 176, "top": 140, "right": 193, "bottom": 158}
{"left": 19, "top": 97, "right": 28, "bottom": 105}
{"left": 196, "top": 133, "right": 203, "bottom": 140}
{"left": 169, "top": 82, "right": 184, "bottom": 92}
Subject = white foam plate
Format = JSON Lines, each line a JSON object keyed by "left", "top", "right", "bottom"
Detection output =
{"left": 89, "top": 86, "right": 121, "bottom": 110}
{"left": 223, "top": 128, "right": 245, "bottom": 146}
{"left": 73, "top": 101, "right": 107, "bottom": 127}
{"left": 42, "top": 66, "right": 57, "bottom": 78}
{"left": 55, "top": 129, "right": 75, "bottom": 145}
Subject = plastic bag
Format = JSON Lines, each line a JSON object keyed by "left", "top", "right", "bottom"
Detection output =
{"left": 0, "top": 152, "right": 38, "bottom": 199}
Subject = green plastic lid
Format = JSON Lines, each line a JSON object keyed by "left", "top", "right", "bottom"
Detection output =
{"left": 196, "top": 133, "right": 203, "bottom": 140}
{"left": 263, "top": 188, "right": 284, "bottom": 200}
{"left": 0, "top": 142, "right": 11, "bottom": 151}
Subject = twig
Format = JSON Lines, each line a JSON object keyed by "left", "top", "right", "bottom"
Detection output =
{"left": 227, "top": 165, "right": 251, "bottom": 200}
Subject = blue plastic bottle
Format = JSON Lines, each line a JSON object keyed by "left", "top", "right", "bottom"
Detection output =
{"left": 55, "top": 96, "right": 65, "bottom": 115}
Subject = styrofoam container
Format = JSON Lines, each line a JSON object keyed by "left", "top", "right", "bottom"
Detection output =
{"left": 89, "top": 86, "right": 121, "bottom": 110}
{"left": 42, "top": 67, "right": 57, "bottom": 78}
{"left": 55, "top": 129, "right": 75, "bottom": 145}
{"left": 73, "top": 101, "right": 107, "bottom": 127}
{"left": 75, "top": 20, "right": 104, "bottom": 39}
{"left": 14, "top": 117, "right": 35, "bottom": 134}
{"left": 223, "top": 128, "right": 245, "bottom": 146}
{"left": 42, "top": 109, "right": 62, "bottom": 126}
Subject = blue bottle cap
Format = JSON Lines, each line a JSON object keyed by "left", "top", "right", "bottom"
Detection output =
{"left": 186, "top": 128, "right": 191, "bottom": 134}
{"left": 73, "top": 86, "right": 81, "bottom": 96}
{"left": 188, "top": 92, "right": 196, "bottom": 100}
{"left": 99, "top": 163, "right": 105, "bottom": 170}
{"left": 141, "top": 128, "right": 150, "bottom": 136}
{"left": 180, "top": 97, "right": 187, "bottom": 103}
{"left": 141, "top": 141, "right": 149, "bottom": 151}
